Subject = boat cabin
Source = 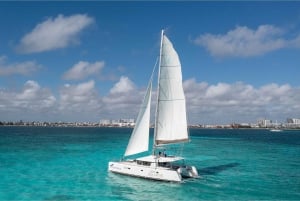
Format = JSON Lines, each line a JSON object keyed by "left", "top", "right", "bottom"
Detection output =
{"left": 135, "top": 155, "right": 185, "bottom": 168}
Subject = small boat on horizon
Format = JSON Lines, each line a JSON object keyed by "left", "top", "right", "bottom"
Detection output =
{"left": 108, "top": 30, "right": 198, "bottom": 182}
{"left": 270, "top": 129, "right": 283, "bottom": 132}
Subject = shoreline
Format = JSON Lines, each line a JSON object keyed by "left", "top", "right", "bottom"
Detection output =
{"left": 1, "top": 124, "right": 300, "bottom": 130}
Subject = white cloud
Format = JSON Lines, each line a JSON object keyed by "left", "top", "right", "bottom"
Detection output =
{"left": 183, "top": 79, "right": 300, "bottom": 124}
{"left": 58, "top": 80, "right": 103, "bottom": 120}
{"left": 0, "top": 55, "right": 41, "bottom": 76}
{"left": 17, "top": 80, "right": 41, "bottom": 100}
{"left": 194, "top": 25, "right": 291, "bottom": 58}
{"left": 102, "top": 76, "right": 142, "bottom": 118}
{"left": 60, "top": 80, "right": 99, "bottom": 107}
{"left": 63, "top": 61, "right": 105, "bottom": 80}
{"left": 58, "top": 77, "right": 142, "bottom": 120}
{"left": 0, "top": 80, "right": 56, "bottom": 118}
{"left": 0, "top": 78, "right": 299, "bottom": 124}
{"left": 109, "top": 76, "right": 136, "bottom": 94}
{"left": 0, "top": 78, "right": 139, "bottom": 122}
{"left": 0, "top": 80, "right": 101, "bottom": 121}
{"left": 17, "top": 14, "right": 94, "bottom": 53}
{"left": 205, "top": 83, "right": 231, "bottom": 98}
{"left": 101, "top": 78, "right": 300, "bottom": 124}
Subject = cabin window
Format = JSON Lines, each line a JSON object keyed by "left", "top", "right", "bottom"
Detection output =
{"left": 137, "top": 161, "right": 151, "bottom": 166}
{"left": 158, "top": 162, "right": 170, "bottom": 167}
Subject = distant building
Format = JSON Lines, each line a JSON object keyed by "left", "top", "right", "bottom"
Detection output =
{"left": 286, "top": 118, "right": 300, "bottom": 128}
{"left": 100, "top": 119, "right": 111, "bottom": 126}
{"left": 99, "top": 118, "right": 135, "bottom": 127}
{"left": 258, "top": 119, "right": 272, "bottom": 128}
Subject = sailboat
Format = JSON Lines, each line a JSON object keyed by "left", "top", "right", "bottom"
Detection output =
{"left": 108, "top": 30, "right": 198, "bottom": 182}
{"left": 270, "top": 120, "right": 283, "bottom": 132}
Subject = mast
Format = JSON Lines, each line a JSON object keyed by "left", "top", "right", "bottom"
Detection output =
{"left": 153, "top": 29, "right": 164, "bottom": 153}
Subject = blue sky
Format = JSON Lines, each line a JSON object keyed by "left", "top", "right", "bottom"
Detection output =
{"left": 0, "top": 1, "right": 300, "bottom": 124}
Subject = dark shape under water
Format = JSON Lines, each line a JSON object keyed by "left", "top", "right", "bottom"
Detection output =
{"left": 198, "top": 162, "right": 240, "bottom": 175}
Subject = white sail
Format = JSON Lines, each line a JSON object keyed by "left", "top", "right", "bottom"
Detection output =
{"left": 124, "top": 81, "right": 152, "bottom": 156}
{"left": 154, "top": 33, "right": 188, "bottom": 145}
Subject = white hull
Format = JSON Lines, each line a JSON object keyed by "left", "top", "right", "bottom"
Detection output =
{"left": 108, "top": 159, "right": 198, "bottom": 182}
{"left": 270, "top": 129, "right": 282, "bottom": 132}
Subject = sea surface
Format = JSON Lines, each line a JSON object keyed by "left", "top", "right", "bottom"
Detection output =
{"left": 0, "top": 127, "right": 299, "bottom": 201}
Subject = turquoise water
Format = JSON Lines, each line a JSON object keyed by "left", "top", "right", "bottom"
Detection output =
{"left": 0, "top": 127, "right": 299, "bottom": 200}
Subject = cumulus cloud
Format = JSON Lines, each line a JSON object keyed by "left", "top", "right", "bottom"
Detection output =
{"left": 194, "top": 25, "right": 294, "bottom": 58}
{"left": 59, "top": 80, "right": 101, "bottom": 113}
{"left": 0, "top": 80, "right": 56, "bottom": 119}
{"left": 1, "top": 78, "right": 299, "bottom": 124}
{"left": 183, "top": 79, "right": 300, "bottom": 124}
{"left": 58, "top": 77, "right": 144, "bottom": 120}
{"left": 63, "top": 61, "right": 105, "bottom": 80}
{"left": 0, "top": 78, "right": 141, "bottom": 122}
{"left": 101, "top": 78, "right": 300, "bottom": 123}
{"left": 0, "top": 55, "right": 41, "bottom": 76}
{"left": 102, "top": 76, "right": 144, "bottom": 118}
{"left": 0, "top": 80, "right": 101, "bottom": 121}
{"left": 109, "top": 76, "right": 136, "bottom": 94}
{"left": 17, "top": 14, "right": 94, "bottom": 53}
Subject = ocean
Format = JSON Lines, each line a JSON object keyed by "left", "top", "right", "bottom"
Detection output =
{"left": 0, "top": 126, "right": 299, "bottom": 201}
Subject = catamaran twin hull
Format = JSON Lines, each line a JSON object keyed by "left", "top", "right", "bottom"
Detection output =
{"left": 108, "top": 30, "right": 198, "bottom": 183}
{"left": 108, "top": 155, "right": 199, "bottom": 182}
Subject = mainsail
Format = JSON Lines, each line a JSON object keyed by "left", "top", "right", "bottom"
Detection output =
{"left": 154, "top": 32, "right": 188, "bottom": 145}
{"left": 124, "top": 81, "right": 152, "bottom": 157}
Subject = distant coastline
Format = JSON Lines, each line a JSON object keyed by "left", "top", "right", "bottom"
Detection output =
{"left": 1, "top": 121, "right": 300, "bottom": 130}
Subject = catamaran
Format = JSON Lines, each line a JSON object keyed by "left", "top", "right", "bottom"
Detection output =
{"left": 108, "top": 30, "right": 198, "bottom": 182}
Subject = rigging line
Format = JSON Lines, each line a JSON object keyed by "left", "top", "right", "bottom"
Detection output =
{"left": 149, "top": 56, "right": 159, "bottom": 85}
